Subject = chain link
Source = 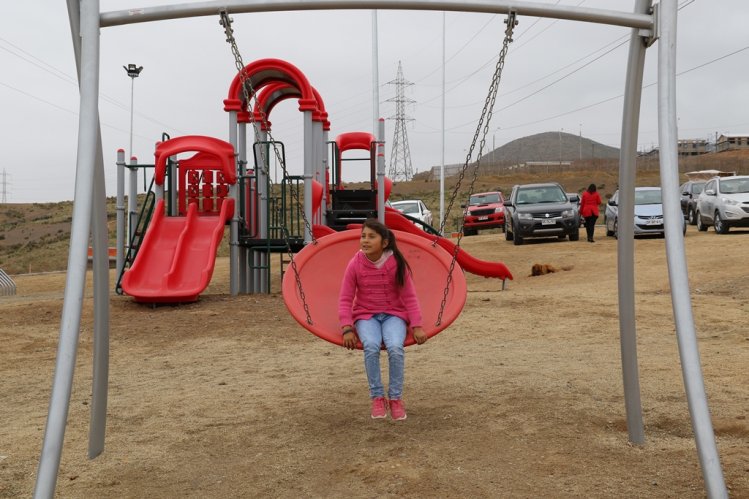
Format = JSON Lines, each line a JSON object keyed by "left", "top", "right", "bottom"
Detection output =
{"left": 220, "top": 11, "right": 315, "bottom": 325}
{"left": 436, "top": 12, "right": 517, "bottom": 327}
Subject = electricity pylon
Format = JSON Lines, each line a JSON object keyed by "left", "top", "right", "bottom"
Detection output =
{"left": 386, "top": 61, "right": 414, "bottom": 181}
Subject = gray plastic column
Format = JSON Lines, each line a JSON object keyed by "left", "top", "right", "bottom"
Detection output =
{"left": 127, "top": 156, "right": 138, "bottom": 245}
{"left": 128, "top": 157, "right": 138, "bottom": 245}
{"left": 257, "top": 127, "right": 269, "bottom": 293}
{"left": 237, "top": 121, "right": 248, "bottom": 293}
{"left": 228, "top": 111, "right": 240, "bottom": 295}
{"left": 35, "top": 1, "right": 100, "bottom": 497}
{"left": 657, "top": 1, "right": 727, "bottom": 496}
{"left": 377, "top": 118, "right": 385, "bottom": 224}
{"left": 168, "top": 154, "right": 178, "bottom": 216}
{"left": 322, "top": 129, "right": 330, "bottom": 216}
{"left": 616, "top": 0, "right": 649, "bottom": 445}
{"left": 115, "top": 149, "right": 126, "bottom": 275}
{"left": 313, "top": 121, "right": 324, "bottom": 223}
{"left": 303, "top": 111, "right": 314, "bottom": 243}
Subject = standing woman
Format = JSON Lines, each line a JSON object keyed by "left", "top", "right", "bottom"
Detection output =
{"left": 580, "top": 183, "right": 602, "bottom": 242}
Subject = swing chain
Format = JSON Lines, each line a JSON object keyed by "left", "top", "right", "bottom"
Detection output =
{"left": 435, "top": 11, "right": 517, "bottom": 326}
{"left": 220, "top": 10, "right": 315, "bottom": 325}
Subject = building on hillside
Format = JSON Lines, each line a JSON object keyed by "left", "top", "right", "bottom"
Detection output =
{"left": 677, "top": 139, "right": 709, "bottom": 156}
{"left": 716, "top": 133, "right": 749, "bottom": 152}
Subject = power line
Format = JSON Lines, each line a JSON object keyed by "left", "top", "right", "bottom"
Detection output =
{"left": 0, "top": 35, "right": 186, "bottom": 134}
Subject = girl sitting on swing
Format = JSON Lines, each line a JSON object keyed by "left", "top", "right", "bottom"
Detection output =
{"left": 338, "top": 219, "right": 426, "bottom": 421}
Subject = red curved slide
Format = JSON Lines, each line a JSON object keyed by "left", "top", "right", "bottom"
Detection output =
{"left": 384, "top": 208, "right": 513, "bottom": 281}
{"left": 121, "top": 199, "right": 234, "bottom": 302}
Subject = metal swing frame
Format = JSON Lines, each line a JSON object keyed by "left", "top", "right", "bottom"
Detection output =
{"left": 36, "top": 1, "right": 727, "bottom": 498}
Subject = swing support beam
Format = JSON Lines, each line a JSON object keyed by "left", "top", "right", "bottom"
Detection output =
{"left": 100, "top": 0, "right": 652, "bottom": 30}
{"left": 35, "top": 1, "right": 728, "bottom": 498}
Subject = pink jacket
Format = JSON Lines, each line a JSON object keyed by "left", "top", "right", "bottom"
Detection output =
{"left": 338, "top": 251, "right": 423, "bottom": 329}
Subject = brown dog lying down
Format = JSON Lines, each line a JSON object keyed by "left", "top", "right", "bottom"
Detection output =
{"left": 529, "top": 263, "right": 574, "bottom": 276}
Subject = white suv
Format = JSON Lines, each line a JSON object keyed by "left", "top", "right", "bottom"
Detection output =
{"left": 696, "top": 176, "right": 749, "bottom": 234}
{"left": 390, "top": 199, "right": 434, "bottom": 228}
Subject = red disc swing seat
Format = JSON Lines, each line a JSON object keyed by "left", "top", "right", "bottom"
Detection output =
{"left": 282, "top": 229, "right": 468, "bottom": 348}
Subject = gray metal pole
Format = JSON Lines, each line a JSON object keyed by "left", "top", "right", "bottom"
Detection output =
{"left": 228, "top": 111, "right": 240, "bottom": 295}
{"left": 258, "top": 127, "right": 269, "bottom": 293}
{"left": 65, "top": 0, "right": 110, "bottom": 461}
{"left": 616, "top": 0, "right": 650, "bottom": 445}
{"left": 657, "top": 1, "right": 727, "bottom": 496}
{"left": 115, "top": 149, "right": 126, "bottom": 276}
{"left": 440, "top": 11, "right": 445, "bottom": 234}
{"left": 371, "top": 10, "right": 380, "bottom": 136}
{"left": 89, "top": 130, "right": 110, "bottom": 460}
{"left": 168, "top": 154, "right": 178, "bottom": 216}
{"left": 237, "top": 121, "right": 248, "bottom": 293}
{"left": 101, "top": 1, "right": 653, "bottom": 30}
{"left": 377, "top": 118, "right": 385, "bottom": 224}
{"left": 35, "top": 0, "right": 101, "bottom": 496}
{"left": 314, "top": 121, "right": 326, "bottom": 223}
{"left": 322, "top": 128, "right": 330, "bottom": 216}
{"left": 303, "top": 110, "right": 314, "bottom": 243}
{"left": 128, "top": 157, "right": 138, "bottom": 246}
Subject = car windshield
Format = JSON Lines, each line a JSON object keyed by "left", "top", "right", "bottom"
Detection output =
{"left": 469, "top": 193, "right": 500, "bottom": 205}
{"left": 719, "top": 178, "right": 749, "bottom": 194}
{"left": 691, "top": 182, "right": 705, "bottom": 194}
{"left": 516, "top": 186, "right": 567, "bottom": 205}
{"left": 635, "top": 189, "right": 662, "bottom": 205}
{"left": 392, "top": 202, "right": 419, "bottom": 214}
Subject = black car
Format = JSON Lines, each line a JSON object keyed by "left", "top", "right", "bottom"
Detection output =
{"left": 679, "top": 180, "right": 705, "bottom": 225}
{"left": 504, "top": 182, "right": 581, "bottom": 245}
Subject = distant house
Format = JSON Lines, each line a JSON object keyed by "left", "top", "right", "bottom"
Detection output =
{"left": 716, "top": 133, "right": 749, "bottom": 152}
{"left": 677, "top": 139, "right": 709, "bottom": 156}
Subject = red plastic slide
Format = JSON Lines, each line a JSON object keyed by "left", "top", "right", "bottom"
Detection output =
{"left": 121, "top": 198, "right": 234, "bottom": 302}
{"left": 384, "top": 208, "right": 513, "bottom": 281}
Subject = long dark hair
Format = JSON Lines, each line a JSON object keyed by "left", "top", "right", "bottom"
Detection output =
{"left": 362, "top": 219, "right": 412, "bottom": 287}
{"left": 587, "top": 183, "right": 597, "bottom": 194}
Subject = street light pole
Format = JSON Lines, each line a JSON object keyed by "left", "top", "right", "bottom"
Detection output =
{"left": 123, "top": 64, "right": 143, "bottom": 162}
{"left": 123, "top": 64, "right": 143, "bottom": 246}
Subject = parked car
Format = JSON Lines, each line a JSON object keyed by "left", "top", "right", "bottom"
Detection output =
{"left": 695, "top": 175, "right": 749, "bottom": 233}
{"left": 679, "top": 180, "right": 705, "bottom": 225}
{"left": 390, "top": 199, "right": 433, "bottom": 228}
{"left": 567, "top": 192, "right": 585, "bottom": 227}
{"left": 504, "top": 182, "right": 580, "bottom": 245}
{"left": 604, "top": 187, "right": 685, "bottom": 238}
{"left": 461, "top": 191, "right": 505, "bottom": 236}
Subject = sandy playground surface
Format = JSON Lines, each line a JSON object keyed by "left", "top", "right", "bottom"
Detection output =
{"left": 1, "top": 226, "right": 748, "bottom": 498}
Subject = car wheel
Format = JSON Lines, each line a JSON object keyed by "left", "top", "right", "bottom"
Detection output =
{"left": 696, "top": 211, "right": 708, "bottom": 232}
{"left": 512, "top": 224, "right": 523, "bottom": 245}
{"left": 687, "top": 207, "right": 697, "bottom": 225}
{"left": 505, "top": 222, "right": 513, "bottom": 241}
{"left": 714, "top": 212, "right": 729, "bottom": 234}
{"left": 569, "top": 229, "right": 580, "bottom": 241}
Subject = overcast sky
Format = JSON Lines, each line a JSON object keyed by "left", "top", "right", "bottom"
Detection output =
{"left": 1, "top": 0, "right": 747, "bottom": 202}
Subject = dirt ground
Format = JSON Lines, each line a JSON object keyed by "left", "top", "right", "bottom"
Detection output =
{"left": 1, "top": 226, "right": 748, "bottom": 498}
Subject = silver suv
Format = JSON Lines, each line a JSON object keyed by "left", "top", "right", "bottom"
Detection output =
{"left": 696, "top": 176, "right": 749, "bottom": 233}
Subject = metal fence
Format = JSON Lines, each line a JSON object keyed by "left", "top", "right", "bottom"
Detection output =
{"left": 0, "top": 269, "right": 16, "bottom": 296}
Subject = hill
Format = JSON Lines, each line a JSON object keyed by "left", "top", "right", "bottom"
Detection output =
{"left": 487, "top": 131, "right": 620, "bottom": 163}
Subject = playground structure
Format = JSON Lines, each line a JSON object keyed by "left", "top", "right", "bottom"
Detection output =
{"left": 35, "top": 2, "right": 728, "bottom": 499}
{"left": 116, "top": 56, "right": 512, "bottom": 303}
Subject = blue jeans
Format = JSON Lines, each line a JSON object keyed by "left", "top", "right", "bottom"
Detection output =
{"left": 355, "top": 313, "right": 407, "bottom": 400}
